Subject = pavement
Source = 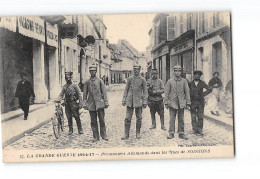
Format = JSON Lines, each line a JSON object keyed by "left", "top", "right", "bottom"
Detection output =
{"left": 2, "top": 84, "right": 234, "bottom": 150}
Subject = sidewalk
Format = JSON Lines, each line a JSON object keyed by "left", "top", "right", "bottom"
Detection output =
{"left": 1, "top": 102, "right": 55, "bottom": 148}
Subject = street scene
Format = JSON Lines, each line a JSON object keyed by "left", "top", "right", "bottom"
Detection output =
{"left": 0, "top": 12, "right": 234, "bottom": 161}
{"left": 4, "top": 84, "right": 233, "bottom": 150}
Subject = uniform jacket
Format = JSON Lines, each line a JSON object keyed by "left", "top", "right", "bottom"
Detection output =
{"left": 189, "top": 80, "right": 212, "bottom": 102}
{"left": 147, "top": 78, "right": 164, "bottom": 101}
{"left": 15, "top": 80, "right": 35, "bottom": 99}
{"left": 164, "top": 77, "right": 191, "bottom": 109}
{"left": 59, "top": 82, "right": 83, "bottom": 104}
{"left": 122, "top": 75, "right": 148, "bottom": 108}
{"left": 83, "top": 77, "right": 109, "bottom": 111}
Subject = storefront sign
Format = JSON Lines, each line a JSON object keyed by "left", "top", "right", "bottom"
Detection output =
{"left": 152, "top": 45, "right": 169, "bottom": 59}
{"left": 60, "top": 23, "right": 78, "bottom": 39}
{"left": 0, "top": 16, "right": 16, "bottom": 32}
{"left": 18, "top": 16, "right": 45, "bottom": 42}
{"left": 170, "top": 39, "right": 193, "bottom": 55}
{"left": 46, "top": 22, "right": 58, "bottom": 47}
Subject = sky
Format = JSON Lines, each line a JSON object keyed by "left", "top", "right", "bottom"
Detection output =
{"left": 103, "top": 13, "right": 155, "bottom": 52}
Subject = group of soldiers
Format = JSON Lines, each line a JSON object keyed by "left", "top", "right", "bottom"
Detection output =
{"left": 14, "top": 61, "right": 227, "bottom": 142}
{"left": 56, "top": 62, "right": 217, "bottom": 142}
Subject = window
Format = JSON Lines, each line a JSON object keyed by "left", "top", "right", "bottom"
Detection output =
{"left": 154, "top": 25, "right": 159, "bottom": 45}
{"left": 180, "top": 14, "right": 184, "bottom": 34}
{"left": 187, "top": 13, "right": 192, "bottom": 30}
{"left": 212, "top": 12, "right": 220, "bottom": 28}
{"left": 167, "top": 16, "right": 176, "bottom": 41}
{"left": 199, "top": 12, "right": 207, "bottom": 34}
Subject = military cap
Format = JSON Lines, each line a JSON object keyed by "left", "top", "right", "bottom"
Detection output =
{"left": 65, "top": 71, "right": 73, "bottom": 76}
{"left": 133, "top": 62, "right": 141, "bottom": 69}
{"left": 173, "top": 65, "right": 182, "bottom": 70}
{"left": 213, "top": 71, "right": 219, "bottom": 76}
{"left": 194, "top": 70, "right": 203, "bottom": 76}
{"left": 151, "top": 69, "right": 158, "bottom": 74}
{"left": 89, "top": 63, "right": 97, "bottom": 71}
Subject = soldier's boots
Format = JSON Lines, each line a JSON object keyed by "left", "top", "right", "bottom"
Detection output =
{"left": 160, "top": 115, "right": 166, "bottom": 130}
{"left": 68, "top": 128, "right": 73, "bottom": 135}
{"left": 121, "top": 119, "right": 131, "bottom": 140}
{"left": 179, "top": 134, "right": 188, "bottom": 140}
{"left": 167, "top": 133, "right": 174, "bottom": 139}
{"left": 136, "top": 121, "right": 142, "bottom": 139}
{"left": 161, "top": 125, "right": 166, "bottom": 130}
{"left": 78, "top": 128, "right": 83, "bottom": 135}
{"left": 149, "top": 124, "right": 156, "bottom": 129}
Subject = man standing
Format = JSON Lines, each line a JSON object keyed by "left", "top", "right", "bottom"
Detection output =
{"left": 83, "top": 64, "right": 109, "bottom": 142}
{"left": 59, "top": 72, "right": 83, "bottom": 135}
{"left": 121, "top": 63, "right": 148, "bottom": 140}
{"left": 164, "top": 65, "right": 190, "bottom": 140}
{"left": 189, "top": 71, "right": 212, "bottom": 136}
{"left": 208, "top": 72, "right": 223, "bottom": 116}
{"left": 147, "top": 69, "right": 166, "bottom": 130}
{"left": 15, "top": 72, "right": 35, "bottom": 120}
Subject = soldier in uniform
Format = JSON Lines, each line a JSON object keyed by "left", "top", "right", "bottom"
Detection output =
{"left": 121, "top": 63, "right": 148, "bottom": 140}
{"left": 15, "top": 72, "right": 35, "bottom": 120}
{"left": 59, "top": 72, "right": 83, "bottom": 135}
{"left": 189, "top": 70, "right": 212, "bottom": 136}
{"left": 147, "top": 69, "right": 166, "bottom": 130}
{"left": 164, "top": 65, "right": 190, "bottom": 140}
{"left": 83, "top": 64, "right": 109, "bottom": 142}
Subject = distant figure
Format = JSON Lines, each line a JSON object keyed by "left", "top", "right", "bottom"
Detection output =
{"left": 15, "top": 72, "right": 35, "bottom": 120}
{"left": 105, "top": 76, "right": 109, "bottom": 86}
{"left": 102, "top": 75, "right": 106, "bottom": 85}
{"left": 225, "top": 80, "right": 233, "bottom": 115}
{"left": 208, "top": 72, "right": 223, "bottom": 116}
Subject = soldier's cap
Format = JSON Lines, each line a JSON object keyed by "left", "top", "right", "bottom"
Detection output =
{"left": 173, "top": 65, "right": 182, "bottom": 71}
{"left": 151, "top": 69, "right": 158, "bottom": 74}
{"left": 133, "top": 63, "right": 141, "bottom": 69}
{"left": 89, "top": 63, "right": 97, "bottom": 71}
{"left": 194, "top": 70, "right": 203, "bottom": 76}
{"left": 213, "top": 71, "right": 219, "bottom": 76}
{"left": 65, "top": 72, "right": 73, "bottom": 76}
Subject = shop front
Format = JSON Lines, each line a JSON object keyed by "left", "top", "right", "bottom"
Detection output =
{"left": 169, "top": 30, "right": 195, "bottom": 82}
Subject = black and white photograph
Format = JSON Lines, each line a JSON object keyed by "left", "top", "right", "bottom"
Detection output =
{"left": 0, "top": 12, "right": 234, "bottom": 163}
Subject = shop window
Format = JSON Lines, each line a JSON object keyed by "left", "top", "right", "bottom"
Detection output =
{"left": 187, "top": 13, "right": 192, "bottom": 30}
{"left": 180, "top": 14, "right": 184, "bottom": 34}
{"left": 167, "top": 16, "right": 176, "bottom": 41}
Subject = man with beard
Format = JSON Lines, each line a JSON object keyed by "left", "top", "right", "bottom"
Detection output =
{"left": 164, "top": 65, "right": 190, "bottom": 140}
{"left": 147, "top": 69, "right": 166, "bottom": 130}
{"left": 189, "top": 70, "right": 212, "bottom": 136}
{"left": 59, "top": 72, "right": 83, "bottom": 135}
{"left": 15, "top": 72, "right": 35, "bottom": 120}
{"left": 83, "top": 64, "right": 109, "bottom": 142}
{"left": 121, "top": 63, "right": 148, "bottom": 140}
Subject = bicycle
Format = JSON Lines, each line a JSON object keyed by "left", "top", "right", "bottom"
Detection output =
{"left": 52, "top": 100, "right": 65, "bottom": 139}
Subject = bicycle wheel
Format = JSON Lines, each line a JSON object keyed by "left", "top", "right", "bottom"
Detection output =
{"left": 52, "top": 115, "right": 61, "bottom": 139}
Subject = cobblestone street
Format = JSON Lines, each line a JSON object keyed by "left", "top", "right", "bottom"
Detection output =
{"left": 4, "top": 84, "right": 234, "bottom": 150}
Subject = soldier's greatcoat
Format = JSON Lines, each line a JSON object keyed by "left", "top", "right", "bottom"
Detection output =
{"left": 122, "top": 75, "right": 148, "bottom": 108}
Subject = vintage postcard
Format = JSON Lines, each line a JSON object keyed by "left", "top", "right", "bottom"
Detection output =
{"left": 0, "top": 12, "right": 234, "bottom": 163}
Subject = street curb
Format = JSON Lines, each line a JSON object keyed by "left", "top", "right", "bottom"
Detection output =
{"left": 204, "top": 114, "right": 233, "bottom": 131}
{"left": 2, "top": 117, "right": 52, "bottom": 148}
{"left": 186, "top": 109, "right": 233, "bottom": 130}
{"left": 1, "top": 103, "right": 53, "bottom": 123}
